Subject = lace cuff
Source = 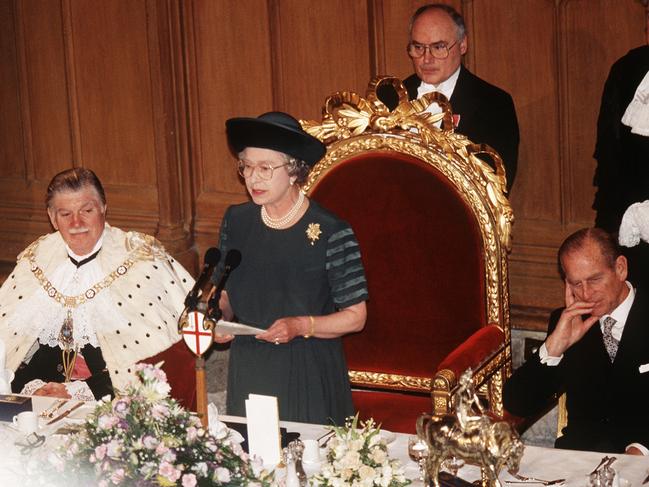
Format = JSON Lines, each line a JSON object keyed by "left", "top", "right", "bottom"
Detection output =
{"left": 20, "top": 379, "right": 47, "bottom": 396}
{"left": 20, "top": 378, "right": 95, "bottom": 401}
{"left": 64, "top": 380, "right": 95, "bottom": 402}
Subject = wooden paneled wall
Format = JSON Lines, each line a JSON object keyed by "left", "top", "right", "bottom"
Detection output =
{"left": 0, "top": 0, "right": 645, "bottom": 330}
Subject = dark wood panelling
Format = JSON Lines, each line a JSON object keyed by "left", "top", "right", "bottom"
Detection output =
{"left": 20, "top": 0, "right": 72, "bottom": 182}
{"left": 69, "top": 0, "right": 156, "bottom": 189}
{"left": 0, "top": 1, "right": 25, "bottom": 180}
{"left": 271, "top": 0, "right": 371, "bottom": 119}
{"left": 188, "top": 0, "right": 273, "bottom": 252}
{"left": 0, "top": 0, "right": 646, "bottom": 330}
{"left": 472, "top": 1, "right": 561, "bottom": 222}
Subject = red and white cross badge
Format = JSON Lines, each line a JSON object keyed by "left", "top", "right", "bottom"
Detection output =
{"left": 181, "top": 310, "right": 214, "bottom": 357}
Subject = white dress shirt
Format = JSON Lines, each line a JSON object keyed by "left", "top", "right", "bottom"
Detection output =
{"left": 622, "top": 70, "right": 649, "bottom": 136}
{"left": 537, "top": 282, "right": 647, "bottom": 455}
{"left": 416, "top": 66, "right": 461, "bottom": 127}
{"left": 539, "top": 281, "right": 634, "bottom": 365}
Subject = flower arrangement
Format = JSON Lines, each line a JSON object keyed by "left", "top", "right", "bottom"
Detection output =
{"left": 312, "top": 414, "right": 411, "bottom": 487}
{"left": 46, "top": 363, "right": 273, "bottom": 486}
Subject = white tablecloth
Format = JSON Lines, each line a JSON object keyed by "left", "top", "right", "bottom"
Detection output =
{"left": 2, "top": 406, "right": 648, "bottom": 485}
{"left": 239, "top": 415, "right": 649, "bottom": 487}
{"left": 0, "top": 396, "right": 88, "bottom": 482}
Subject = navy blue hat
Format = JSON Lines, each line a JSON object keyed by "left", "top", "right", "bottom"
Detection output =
{"left": 226, "top": 111, "right": 326, "bottom": 167}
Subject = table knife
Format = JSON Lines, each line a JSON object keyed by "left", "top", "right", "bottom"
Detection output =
{"left": 46, "top": 401, "right": 83, "bottom": 425}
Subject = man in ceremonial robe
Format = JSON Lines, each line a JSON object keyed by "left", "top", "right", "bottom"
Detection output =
{"left": 0, "top": 168, "right": 194, "bottom": 400}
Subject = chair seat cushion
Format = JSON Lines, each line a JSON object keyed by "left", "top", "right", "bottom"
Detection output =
{"left": 353, "top": 389, "right": 431, "bottom": 434}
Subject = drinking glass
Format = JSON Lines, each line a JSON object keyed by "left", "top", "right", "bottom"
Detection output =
{"left": 408, "top": 436, "right": 429, "bottom": 482}
{"left": 443, "top": 456, "right": 465, "bottom": 477}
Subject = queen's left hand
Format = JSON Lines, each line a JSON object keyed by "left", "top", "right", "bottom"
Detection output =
{"left": 256, "top": 316, "right": 309, "bottom": 344}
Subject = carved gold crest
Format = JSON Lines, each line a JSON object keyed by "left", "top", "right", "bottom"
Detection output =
{"left": 306, "top": 223, "right": 321, "bottom": 245}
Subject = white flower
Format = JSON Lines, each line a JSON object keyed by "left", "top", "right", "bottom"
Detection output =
{"left": 341, "top": 450, "right": 361, "bottom": 469}
{"left": 358, "top": 465, "right": 376, "bottom": 481}
{"left": 370, "top": 447, "right": 387, "bottom": 464}
{"left": 106, "top": 439, "right": 122, "bottom": 459}
{"left": 194, "top": 462, "right": 208, "bottom": 477}
{"left": 97, "top": 414, "right": 118, "bottom": 429}
{"left": 215, "top": 467, "right": 231, "bottom": 483}
{"left": 313, "top": 414, "right": 410, "bottom": 487}
{"left": 349, "top": 439, "right": 364, "bottom": 451}
{"left": 49, "top": 363, "right": 272, "bottom": 486}
{"left": 250, "top": 455, "right": 265, "bottom": 476}
{"left": 142, "top": 435, "right": 158, "bottom": 449}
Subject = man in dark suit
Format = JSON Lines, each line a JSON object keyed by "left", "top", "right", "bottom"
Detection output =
{"left": 379, "top": 4, "right": 519, "bottom": 191}
{"left": 504, "top": 228, "right": 649, "bottom": 455}
{"left": 592, "top": 3, "right": 649, "bottom": 288}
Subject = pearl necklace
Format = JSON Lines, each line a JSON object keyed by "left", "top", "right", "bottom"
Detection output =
{"left": 261, "top": 191, "right": 305, "bottom": 229}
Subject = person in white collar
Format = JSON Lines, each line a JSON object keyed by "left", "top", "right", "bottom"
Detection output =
{"left": 504, "top": 228, "right": 649, "bottom": 455}
{"left": 593, "top": 1, "right": 649, "bottom": 289}
{"left": 0, "top": 168, "right": 193, "bottom": 401}
{"left": 378, "top": 3, "right": 519, "bottom": 191}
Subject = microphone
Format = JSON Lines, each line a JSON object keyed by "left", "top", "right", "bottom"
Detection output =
{"left": 207, "top": 249, "right": 242, "bottom": 320}
{"left": 184, "top": 247, "right": 221, "bottom": 310}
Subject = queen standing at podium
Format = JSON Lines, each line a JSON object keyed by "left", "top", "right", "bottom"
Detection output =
{"left": 213, "top": 111, "right": 369, "bottom": 425}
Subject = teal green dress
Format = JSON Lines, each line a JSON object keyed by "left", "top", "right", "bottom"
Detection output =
{"left": 217, "top": 200, "right": 368, "bottom": 425}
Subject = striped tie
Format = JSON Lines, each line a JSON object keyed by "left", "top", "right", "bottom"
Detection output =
{"left": 601, "top": 316, "right": 618, "bottom": 362}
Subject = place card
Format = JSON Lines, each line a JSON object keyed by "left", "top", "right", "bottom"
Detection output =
{"left": 245, "top": 394, "right": 281, "bottom": 466}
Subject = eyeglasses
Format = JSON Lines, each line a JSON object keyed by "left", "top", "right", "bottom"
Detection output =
{"left": 14, "top": 432, "right": 46, "bottom": 454}
{"left": 407, "top": 40, "right": 457, "bottom": 60}
{"left": 237, "top": 161, "right": 288, "bottom": 180}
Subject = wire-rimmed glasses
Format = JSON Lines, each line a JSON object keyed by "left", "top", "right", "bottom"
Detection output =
{"left": 407, "top": 40, "right": 457, "bottom": 59}
{"left": 14, "top": 432, "right": 46, "bottom": 454}
{"left": 237, "top": 160, "right": 288, "bottom": 180}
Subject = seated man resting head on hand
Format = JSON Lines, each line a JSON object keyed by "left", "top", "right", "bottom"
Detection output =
{"left": 504, "top": 228, "right": 649, "bottom": 455}
{"left": 0, "top": 168, "right": 193, "bottom": 401}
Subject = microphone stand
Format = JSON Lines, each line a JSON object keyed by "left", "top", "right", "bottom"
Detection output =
{"left": 181, "top": 249, "right": 240, "bottom": 427}
{"left": 179, "top": 300, "right": 214, "bottom": 428}
{"left": 195, "top": 353, "right": 208, "bottom": 428}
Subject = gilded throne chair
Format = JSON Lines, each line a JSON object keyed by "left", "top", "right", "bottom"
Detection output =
{"left": 302, "top": 78, "right": 514, "bottom": 433}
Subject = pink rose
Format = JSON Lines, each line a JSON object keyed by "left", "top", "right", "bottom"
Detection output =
{"left": 159, "top": 461, "right": 181, "bottom": 482}
{"left": 95, "top": 444, "right": 107, "bottom": 460}
{"left": 182, "top": 473, "right": 197, "bottom": 487}
{"left": 110, "top": 468, "right": 126, "bottom": 484}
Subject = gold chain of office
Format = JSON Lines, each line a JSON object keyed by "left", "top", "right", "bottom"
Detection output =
{"left": 25, "top": 239, "right": 134, "bottom": 309}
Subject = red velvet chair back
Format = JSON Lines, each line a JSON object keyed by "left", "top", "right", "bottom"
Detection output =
{"left": 302, "top": 78, "right": 514, "bottom": 432}
{"left": 310, "top": 152, "right": 485, "bottom": 379}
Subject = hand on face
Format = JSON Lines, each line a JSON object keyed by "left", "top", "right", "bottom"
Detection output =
{"left": 33, "top": 382, "right": 71, "bottom": 399}
{"left": 544, "top": 282, "right": 598, "bottom": 357}
{"left": 256, "top": 316, "right": 308, "bottom": 344}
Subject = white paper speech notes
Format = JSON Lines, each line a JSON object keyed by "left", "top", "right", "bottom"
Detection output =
{"left": 245, "top": 394, "right": 281, "bottom": 466}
